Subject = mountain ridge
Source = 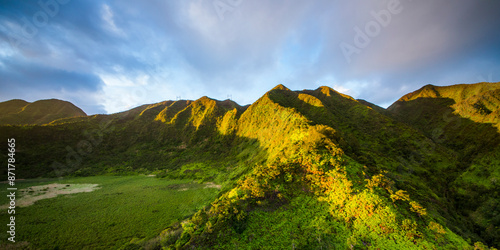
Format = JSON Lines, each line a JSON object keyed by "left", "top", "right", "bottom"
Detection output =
{"left": 394, "top": 82, "right": 500, "bottom": 103}
{"left": 1, "top": 82, "right": 499, "bottom": 249}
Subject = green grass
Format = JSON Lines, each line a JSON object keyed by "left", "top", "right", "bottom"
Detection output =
{"left": 0, "top": 175, "right": 220, "bottom": 249}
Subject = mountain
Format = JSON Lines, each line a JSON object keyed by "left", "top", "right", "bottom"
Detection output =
{"left": 0, "top": 99, "right": 30, "bottom": 115}
{"left": 389, "top": 82, "right": 500, "bottom": 128}
{"left": 0, "top": 83, "right": 499, "bottom": 249}
{"left": 388, "top": 82, "right": 500, "bottom": 246}
{"left": 156, "top": 84, "right": 477, "bottom": 248}
{"left": 0, "top": 99, "right": 87, "bottom": 125}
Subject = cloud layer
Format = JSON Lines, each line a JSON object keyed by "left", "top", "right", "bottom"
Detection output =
{"left": 1, "top": 0, "right": 499, "bottom": 114}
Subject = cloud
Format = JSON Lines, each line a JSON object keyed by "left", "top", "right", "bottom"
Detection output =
{"left": 0, "top": 0, "right": 499, "bottom": 113}
{"left": 0, "top": 56, "right": 106, "bottom": 114}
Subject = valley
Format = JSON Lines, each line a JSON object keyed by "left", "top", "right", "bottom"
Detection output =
{"left": 0, "top": 176, "right": 220, "bottom": 249}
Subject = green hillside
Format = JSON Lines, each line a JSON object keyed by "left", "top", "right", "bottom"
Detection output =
{"left": 391, "top": 82, "right": 500, "bottom": 128}
{"left": 388, "top": 82, "right": 500, "bottom": 247}
{"left": 0, "top": 83, "right": 499, "bottom": 249}
{"left": 0, "top": 99, "right": 87, "bottom": 125}
{"left": 0, "top": 99, "right": 29, "bottom": 115}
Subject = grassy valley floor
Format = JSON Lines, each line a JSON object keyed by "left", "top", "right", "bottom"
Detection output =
{"left": 0, "top": 175, "right": 220, "bottom": 249}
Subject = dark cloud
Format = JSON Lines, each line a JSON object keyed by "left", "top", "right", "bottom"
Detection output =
{"left": 0, "top": 57, "right": 106, "bottom": 114}
{"left": 0, "top": 57, "right": 102, "bottom": 91}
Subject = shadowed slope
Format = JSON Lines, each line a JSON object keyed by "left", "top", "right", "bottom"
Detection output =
{"left": 0, "top": 96, "right": 253, "bottom": 182}
{"left": 0, "top": 99, "right": 29, "bottom": 114}
{"left": 390, "top": 82, "right": 500, "bottom": 129}
{"left": 387, "top": 82, "right": 500, "bottom": 246}
{"left": 0, "top": 99, "right": 87, "bottom": 125}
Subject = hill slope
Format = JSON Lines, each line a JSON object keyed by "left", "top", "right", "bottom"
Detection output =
{"left": 0, "top": 99, "right": 30, "bottom": 115}
{"left": 154, "top": 85, "right": 493, "bottom": 249}
{"left": 390, "top": 82, "right": 500, "bottom": 128}
{"left": 387, "top": 82, "right": 500, "bottom": 246}
{"left": 0, "top": 99, "right": 87, "bottom": 125}
{"left": 1, "top": 83, "right": 499, "bottom": 249}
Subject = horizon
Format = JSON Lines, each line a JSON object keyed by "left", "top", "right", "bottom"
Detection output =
{"left": 1, "top": 1, "right": 500, "bottom": 115}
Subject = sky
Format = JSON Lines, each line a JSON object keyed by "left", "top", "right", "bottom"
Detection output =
{"left": 1, "top": 0, "right": 500, "bottom": 115}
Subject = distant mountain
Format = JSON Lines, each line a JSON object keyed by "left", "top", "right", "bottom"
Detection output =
{"left": 0, "top": 83, "right": 499, "bottom": 249}
{"left": 0, "top": 99, "right": 87, "bottom": 125}
{"left": 0, "top": 99, "right": 30, "bottom": 115}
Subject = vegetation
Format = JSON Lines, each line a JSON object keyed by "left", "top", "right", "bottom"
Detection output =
{"left": 0, "top": 176, "right": 220, "bottom": 249}
{"left": 1, "top": 82, "right": 499, "bottom": 248}
{"left": 388, "top": 82, "right": 500, "bottom": 247}
{"left": 0, "top": 99, "right": 86, "bottom": 125}
{"left": 157, "top": 86, "right": 477, "bottom": 249}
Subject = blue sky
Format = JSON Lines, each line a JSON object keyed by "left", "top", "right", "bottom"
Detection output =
{"left": 1, "top": 0, "right": 500, "bottom": 114}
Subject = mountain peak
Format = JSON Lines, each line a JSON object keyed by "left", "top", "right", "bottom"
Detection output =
{"left": 317, "top": 86, "right": 335, "bottom": 96}
{"left": 271, "top": 84, "right": 290, "bottom": 91}
{"left": 0, "top": 99, "right": 30, "bottom": 115}
{"left": 0, "top": 98, "right": 86, "bottom": 125}
{"left": 310, "top": 86, "right": 356, "bottom": 101}
{"left": 397, "top": 82, "right": 500, "bottom": 103}
{"left": 196, "top": 96, "right": 214, "bottom": 104}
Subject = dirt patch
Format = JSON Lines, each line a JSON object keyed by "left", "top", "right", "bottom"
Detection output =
{"left": 204, "top": 182, "right": 221, "bottom": 189}
{"left": 1, "top": 183, "right": 100, "bottom": 209}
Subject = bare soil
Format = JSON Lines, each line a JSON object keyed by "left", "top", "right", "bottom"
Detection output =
{"left": 1, "top": 183, "right": 100, "bottom": 209}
